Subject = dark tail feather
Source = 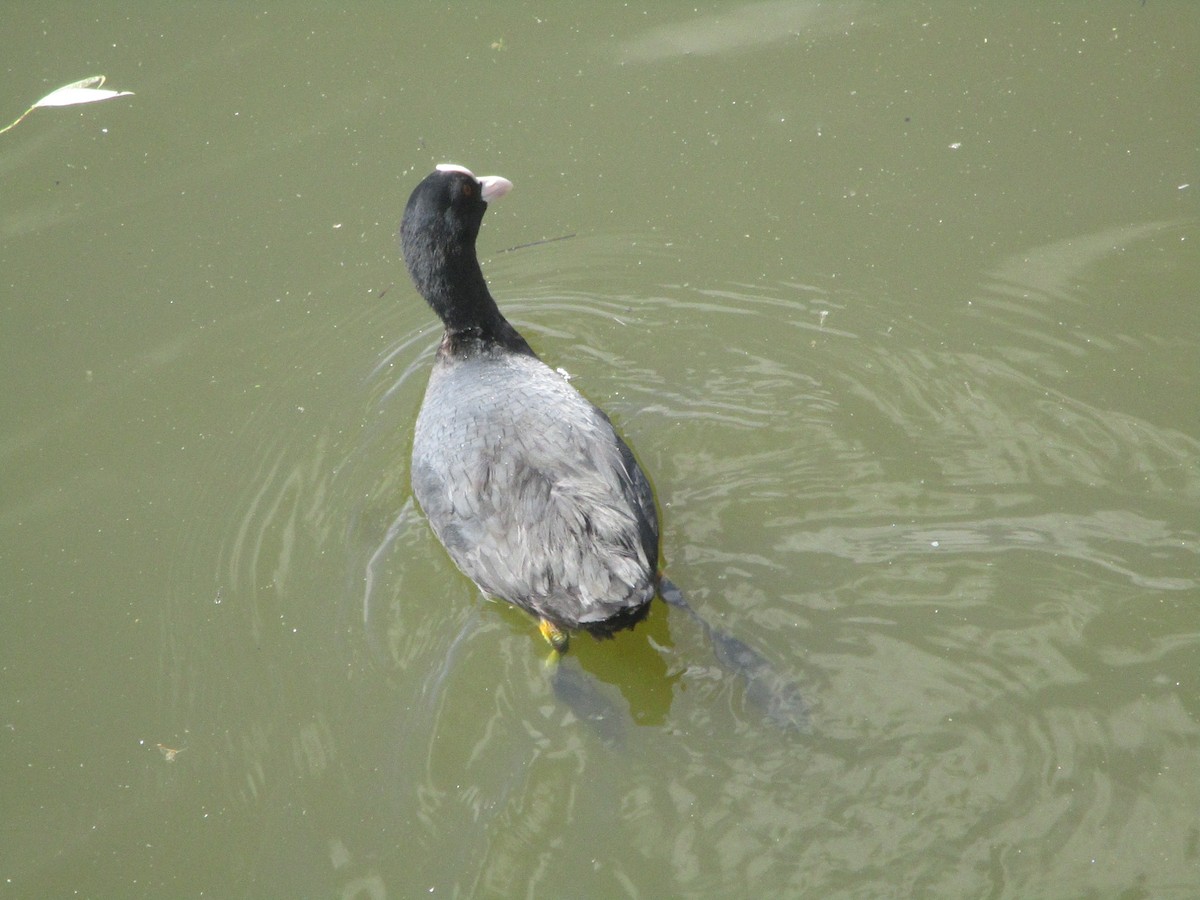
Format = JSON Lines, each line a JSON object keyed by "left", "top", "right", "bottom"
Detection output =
{"left": 659, "top": 576, "right": 810, "bottom": 733}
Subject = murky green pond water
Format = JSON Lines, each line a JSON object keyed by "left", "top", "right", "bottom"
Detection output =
{"left": 3, "top": 3, "right": 1197, "bottom": 897}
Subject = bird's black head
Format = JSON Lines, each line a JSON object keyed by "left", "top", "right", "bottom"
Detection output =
{"left": 400, "top": 165, "right": 512, "bottom": 332}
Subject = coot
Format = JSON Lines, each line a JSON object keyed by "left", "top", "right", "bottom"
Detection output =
{"left": 402, "top": 164, "right": 658, "bottom": 652}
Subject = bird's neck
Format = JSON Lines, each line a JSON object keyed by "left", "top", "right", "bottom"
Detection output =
{"left": 416, "top": 249, "right": 535, "bottom": 358}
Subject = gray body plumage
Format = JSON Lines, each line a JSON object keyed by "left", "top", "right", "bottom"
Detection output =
{"left": 411, "top": 344, "right": 659, "bottom": 634}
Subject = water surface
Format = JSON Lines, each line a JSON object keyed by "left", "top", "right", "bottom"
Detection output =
{"left": 2, "top": 2, "right": 1197, "bottom": 897}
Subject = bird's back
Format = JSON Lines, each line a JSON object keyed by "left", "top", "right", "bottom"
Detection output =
{"left": 411, "top": 348, "right": 658, "bottom": 633}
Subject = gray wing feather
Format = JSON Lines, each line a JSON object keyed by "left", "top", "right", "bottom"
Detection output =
{"left": 411, "top": 352, "right": 656, "bottom": 628}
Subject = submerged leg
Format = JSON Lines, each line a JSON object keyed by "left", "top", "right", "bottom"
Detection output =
{"left": 535, "top": 622, "right": 626, "bottom": 746}
{"left": 538, "top": 617, "right": 570, "bottom": 653}
{"left": 659, "top": 575, "right": 810, "bottom": 733}
{"left": 547, "top": 654, "right": 626, "bottom": 748}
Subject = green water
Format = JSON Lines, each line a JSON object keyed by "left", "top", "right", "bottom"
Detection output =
{"left": 3, "top": 3, "right": 1197, "bottom": 897}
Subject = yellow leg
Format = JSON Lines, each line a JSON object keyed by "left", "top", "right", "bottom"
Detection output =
{"left": 538, "top": 618, "right": 569, "bottom": 653}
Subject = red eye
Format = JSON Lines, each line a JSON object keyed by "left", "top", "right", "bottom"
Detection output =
{"left": 460, "top": 181, "right": 475, "bottom": 199}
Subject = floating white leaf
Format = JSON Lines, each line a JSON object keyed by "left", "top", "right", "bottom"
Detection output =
{"left": 1, "top": 75, "right": 135, "bottom": 135}
{"left": 34, "top": 75, "right": 135, "bottom": 108}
